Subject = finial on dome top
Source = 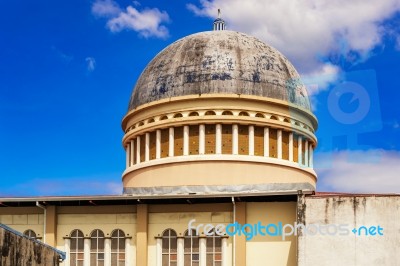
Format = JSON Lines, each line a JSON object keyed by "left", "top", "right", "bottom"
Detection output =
{"left": 213, "top": 9, "right": 226, "bottom": 31}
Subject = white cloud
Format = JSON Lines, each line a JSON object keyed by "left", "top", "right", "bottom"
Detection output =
{"left": 92, "top": 0, "right": 121, "bottom": 17}
{"left": 51, "top": 46, "right": 73, "bottom": 63}
{"left": 396, "top": 36, "right": 400, "bottom": 50}
{"left": 315, "top": 149, "right": 400, "bottom": 193}
{"left": 85, "top": 57, "right": 96, "bottom": 72}
{"left": 92, "top": 0, "right": 170, "bottom": 38}
{"left": 132, "top": 1, "right": 141, "bottom": 7}
{"left": 188, "top": 0, "right": 400, "bottom": 91}
{"left": 302, "top": 63, "right": 340, "bottom": 96}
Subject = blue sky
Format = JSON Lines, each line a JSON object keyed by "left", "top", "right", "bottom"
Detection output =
{"left": 0, "top": 0, "right": 399, "bottom": 196}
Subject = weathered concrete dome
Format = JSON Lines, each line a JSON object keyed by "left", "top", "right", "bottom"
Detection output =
{"left": 122, "top": 29, "right": 318, "bottom": 196}
{"left": 128, "top": 30, "right": 311, "bottom": 111}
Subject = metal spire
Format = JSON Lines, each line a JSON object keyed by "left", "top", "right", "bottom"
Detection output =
{"left": 213, "top": 9, "right": 226, "bottom": 31}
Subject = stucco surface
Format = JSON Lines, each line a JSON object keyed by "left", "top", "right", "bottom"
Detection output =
{"left": 128, "top": 30, "right": 310, "bottom": 111}
{"left": 298, "top": 196, "right": 400, "bottom": 266}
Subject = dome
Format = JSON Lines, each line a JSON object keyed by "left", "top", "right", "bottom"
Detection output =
{"left": 128, "top": 30, "right": 311, "bottom": 111}
{"left": 122, "top": 29, "right": 318, "bottom": 197}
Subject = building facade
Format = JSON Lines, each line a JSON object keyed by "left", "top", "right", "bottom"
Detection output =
{"left": 1, "top": 16, "right": 399, "bottom": 266}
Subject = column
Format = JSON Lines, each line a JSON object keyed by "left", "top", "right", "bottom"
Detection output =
{"left": 222, "top": 237, "right": 228, "bottom": 266}
{"left": 235, "top": 202, "right": 246, "bottom": 266}
{"left": 199, "top": 236, "right": 206, "bottom": 266}
{"left": 216, "top": 124, "right": 222, "bottom": 154}
{"left": 125, "top": 237, "right": 132, "bottom": 266}
{"left": 305, "top": 140, "right": 309, "bottom": 166}
{"left": 105, "top": 237, "right": 111, "bottom": 266}
{"left": 125, "top": 143, "right": 130, "bottom": 168}
{"left": 169, "top": 127, "right": 174, "bottom": 157}
{"left": 156, "top": 237, "right": 162, "bottom": 266}
{"left": 249, "top": 125, "right": 254, "bottom": 156}
{"left": 289, "top": 133, "right": 293, "bottom": 162}
{"left": 309, "top": 145, "right": 313, "bottom": 168}
{"left": 232, "top": 124, "right": 238, "bottom": 155}
{"left": 136, "top": 136, "right": 141, "bottom": 164}
{"left": 145, "top": 133, "right": 150, "bottom": 162}
{"left": 64, "top": 238, "right": 70, "bottom": 266}
{"left": 298, "top": 136, "right": 302, "bottom": 165}
{"left": 264, "top": 127, "right": 269, "bottom": 157}
{"left": 137, "top": 204, "right": 148, "bottom": 266}
{"left": 183, "top": 125, "right": 189, "bottom": 156}
{"left": 130, "top": 139, "right": 135, "bottom": 166}
{"left": 84, "top": 237, "right": 90, "bottom": 266}
{"left": 45, "top": 205, "right": 57, "bottom": 246}
{"left": 199, "top": 124, "right": 205, "bottom": 155}
{"left": 156, "top": 130, "right": 161, "bottom": 159}
{"left": 177, "top": 237, "right": 184, "bottom": 266}
{"left": 277, "top": 129, "right": 282, "bottom": 159}
{"left": 131, "top": 238, "right": 137, "bottom": 266}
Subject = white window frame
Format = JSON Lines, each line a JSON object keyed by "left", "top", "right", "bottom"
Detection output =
{"left": 90, "top": 229, "right": 105, "bottom": 266}
{"left": 111, "top": 229, "right": 126, "bottom": 266}
{"left": 184, "top": 229, "right": 200, "bottom": 265}
{"left": 70, "top": 229, "right": 85, "bottom": 266}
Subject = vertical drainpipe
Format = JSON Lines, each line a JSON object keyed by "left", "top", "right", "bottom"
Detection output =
{"left": 231, "top": 197, "right": 236, "bottom": 266}
{"left": 36, "top": 201, "right": 46, "bottom": 243}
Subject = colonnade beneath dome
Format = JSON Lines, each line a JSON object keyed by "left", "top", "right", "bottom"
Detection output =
{"left": 124, "top": 124, "right": 314, "bottom": 169}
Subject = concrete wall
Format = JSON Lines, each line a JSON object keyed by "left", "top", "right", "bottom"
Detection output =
{"left": 298, "top": 195, "right": 400, "bottom": 266}
{"left": 0, "top": 224, "right": 63, "bottom": 265}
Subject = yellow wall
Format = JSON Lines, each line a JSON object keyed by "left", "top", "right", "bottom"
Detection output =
{"left": 124, "top": 158, "right": 316, "bottom": 189}
{"left": 55, "top": 205, "right": 137, "bottom": 265}
{"left": 148, "top": 210, "right": 233, "bottom": 266}
{"left": 246, "top": 202, "right": 297, "bottom": 266}
{"left": 0, "top": 207, "right": 44, "bottom": 239}
{"left": 0, "top": 201, "right": 299, "bottom": 265}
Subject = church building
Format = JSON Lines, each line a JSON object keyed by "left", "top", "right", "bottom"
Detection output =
{"left": 0, "top": 14, "right": 398, "bottom": 266}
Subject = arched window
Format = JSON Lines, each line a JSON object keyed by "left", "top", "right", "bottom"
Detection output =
{"left": 160, "top": 115, "right": 168, "bottom": 120}
{"left": 70, "top": 229, "right": 84, "bottom": 266}
{"left": 23, "top": 229, "right": 36, "bottom": 239}
{"left": 184, "top": 229, "right": 199, "bottom": 265}
{"left": 270, "top": 115, "right": 278, "bottom": 120}
{"left": 255, "top": 113, "right": 264, "bottom": 118}
{"left": 162, "top": 229, "right": 177, "bottom": 266}
{"left": 173, "top": 113, "right": 183, "bottom": 118}
{"left": 90, "top": 229, "right": 105, "bottom": 266}
{"left": 111, "top": 229, "right": 125, "bottom": 266}
{"left": 206, "top": 232, "right": 222, "bottom": 265}
{"left": 221, "top": 111, "right": 233, "bottom": 116}
{"left": 205, "top": 111, "right": 216, "bottom": 116}
{"left": 238, "top": 111, "right": 249, "bottom": 116}
{"left": 188, "top": 112, "right": 199, "bottom": 117}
